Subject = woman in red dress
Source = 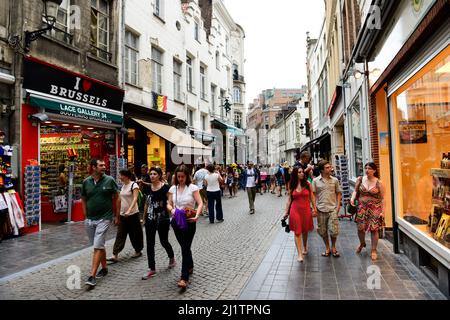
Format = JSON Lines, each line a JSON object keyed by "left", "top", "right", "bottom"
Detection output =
{"left": 283, "top": 167, "right": 317, "bottom": 262}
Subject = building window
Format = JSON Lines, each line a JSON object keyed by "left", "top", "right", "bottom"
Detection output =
{"left": 234, "top": 112, "right": 242, "bottom": 129}
{"left": 194, "top": 20, "right": 199, "bottom": 41}
{"left": 125, "top": 30, "right": 139, "bottom": 86}
{"left": 186, "top": 56, "right": 193, "bottom": 93}
{"left": 90, "top": 0, "right": 111, "bottom": 62}
{"left": 201, "top": 115, "right": 207, "bottom": 131}
{"left": 216, "top": 51, "right": 220, "bottom": 70}
{"left": 173, "top": 60, "right": 182, "bottom": 101}
{"left": 46, "top": 0, "right": 72, "bottom": 44}
{"left": 154, "top": 0, "right": 164, "bottom": 18}
{"left": 188, "top": 109, "right": 194, "bottom": 127}
{"left": 233, "top": 87, "right": 241, "bottom": 104}
{"left": 200, "top": 66, "right": 207, "bottom": 100}
{"left": 0, "top": 0, "right": 8, "bottom": 27}
{"left": 211, "top": 84, "right": 216, "bottom": 115}
{"left": 225, "top": 36, "right": 229, "bottom": 55}
{"left": 233, "top": 63, "right": 239, "bottom": 80}
{"left": 350, "top": 101, "right": 363, "bottom": 178}
{"left": 152, "top": 47, "right": 163, "bottom": 94}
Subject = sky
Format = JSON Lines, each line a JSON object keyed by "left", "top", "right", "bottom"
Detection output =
{"left": 223, "top": 0, "right": 325, "bottom": 106}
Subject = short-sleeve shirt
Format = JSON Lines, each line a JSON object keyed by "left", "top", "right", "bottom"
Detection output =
{"left": 169, "top": 184, "right": 199, "bottom": 210}
{"left": 312, "top": 175, "right": 342, "bottom": 212}
{"left": 193, "top": 169, "right": 208, "bottom": 189}
{"left": 205, "top": 173, "right": 221, "bottom": 192}
{"left": 146, "top": 184, "right": 170, "bottom": 222}
{"left": 81, "top": 175, "right": 119, "bottom": 220}
{"left": 246, "top": 169, "right": 257, "bottom": 188}
{"left": 119, "top": 182, "right": 140, "bottom": 216}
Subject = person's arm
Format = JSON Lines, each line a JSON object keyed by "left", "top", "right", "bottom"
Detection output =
{"left": 167, "top": 192, "right": 175, "bottom": 216}
{"left": 379, "top": 180, "right": 386, "bottom": 217}
{"left": 126, "top": 186, "right": 139, "bottom": 216}
{"left": 335, "top": 180, "right": 342, "bottom": 213}
{"left": 309, "top": 185, "right": 317, "bottom": 217}
{"left": 143, "top": 195, "right": 149, "bottom": 218}
{"left": 113, "top": 192, "right": 120, "bottom": 225}
{"left": 189, "top": 189, "right": 203, "bottom": 222}
{"left": 217, "top": 173, "right": 224, "bottom": 184}
{"left": 283, "top": 196, "right": 291, "bottom": 219}
{"left": 81, "top": 196, "right": 87, "bottom": 219}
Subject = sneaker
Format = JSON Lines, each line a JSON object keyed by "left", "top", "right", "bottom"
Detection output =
{"left": 96, "top": 268, "right": 108, "bottom": 278}
{"left": 168, "top": 258, "right": 176, "bottom": 268}
{"left": 217, "top": 219, "right": 224, "bottom": 223}
{"left": 85, "top": 276, "right": 97, "bottom": 287}
{"left": 141, "top": 270, "right": 157, "bottom": 280}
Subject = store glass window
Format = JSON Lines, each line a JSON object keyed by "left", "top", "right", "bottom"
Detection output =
{"left": 146, "top": 131, "right": 165, "bottom": 171}
{"left": 351, "top": 101, "right": 363, "bottom": 178}
{"left": 392, "top": 46, "right": 450, "bottom": 248}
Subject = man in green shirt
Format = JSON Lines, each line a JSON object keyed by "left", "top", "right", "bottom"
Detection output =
{"left": 81, "top": 159, "right": 120, "bottom": 287}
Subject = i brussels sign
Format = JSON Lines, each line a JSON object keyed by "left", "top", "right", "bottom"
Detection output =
{"left": 23, "top": 56, "right": 124, "bottom": 123}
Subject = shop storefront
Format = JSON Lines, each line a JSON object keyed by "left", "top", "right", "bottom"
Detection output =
{"left": 21, "top": 57, "right": 124, "bottom": 232}
{"left": 124, "top": 103, "right": 211, "bottom": 175}
{"left": 368, "top": 0, "right": 450, "bottom": 297}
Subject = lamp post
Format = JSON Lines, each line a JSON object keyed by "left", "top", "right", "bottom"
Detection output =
{"left": 8, "top": 0, "right": 63, "bottom": 53}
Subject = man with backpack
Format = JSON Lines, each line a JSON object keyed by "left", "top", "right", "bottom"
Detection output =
{"left": 275, "top": 164, "right": 284, "bottom": 197}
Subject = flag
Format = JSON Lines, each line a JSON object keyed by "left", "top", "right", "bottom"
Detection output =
{"left": 152, "top": 92, "right": 167, "bottom": 112}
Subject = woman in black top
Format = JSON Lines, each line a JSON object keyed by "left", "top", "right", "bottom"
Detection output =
{"left": 142, "top": 167, "right": 175, "bottom": 280}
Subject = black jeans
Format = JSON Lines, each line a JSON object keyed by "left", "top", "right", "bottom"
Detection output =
{"left": 207, "top": 191, "right": 224, "bottom": 223}
{"left": 112, "top": 213, "right": 144, "bottom": 255}
{"left": 173, "top": 222, "right": 196, "bottom": 281}
{"left": 145, "top": 219, "right": 174, "bottom": 271}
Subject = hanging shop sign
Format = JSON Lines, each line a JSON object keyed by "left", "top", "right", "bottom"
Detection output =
{"left": 23, "top": 56, "right": 124, "bottom": 112}
{"left": 29, "top": 95, "right": 122, "bottom": 124}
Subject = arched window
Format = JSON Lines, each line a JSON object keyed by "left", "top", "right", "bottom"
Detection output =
{"left": 233, "top": 86, "right": 241, "bottom": 104}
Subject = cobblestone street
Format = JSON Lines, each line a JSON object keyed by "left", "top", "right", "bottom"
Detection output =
{"left": 0, "top": 190, "right": 447, "bottom": 300}
{"left": 0, "top": 190, "right": 285, "bottom": 300}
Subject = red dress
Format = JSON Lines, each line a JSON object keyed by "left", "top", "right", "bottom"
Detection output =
{"left": 289, "top": 188, "right": 314, "bottom": 235}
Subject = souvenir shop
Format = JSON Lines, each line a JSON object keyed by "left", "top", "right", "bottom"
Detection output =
{"left": 21, "top": 56, "right": 124, "bottom": 233}
{"left": 0, "top": 130, "right": 26, "bottom": 241}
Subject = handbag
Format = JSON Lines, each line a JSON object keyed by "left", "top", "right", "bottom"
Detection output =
{"left": 281, "top": 193, "right": 293, "bottom": 233}
{"left": 348, "top": 177, "right": 362, "bottom": 215}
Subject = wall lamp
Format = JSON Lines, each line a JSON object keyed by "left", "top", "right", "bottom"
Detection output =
{"left": 348, "top": 67, "right": 381, "bottom": 79}
{"left": 8, "top": 0, "right": 62, "bottom": 53}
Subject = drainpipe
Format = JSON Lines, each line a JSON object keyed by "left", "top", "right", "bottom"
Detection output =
{"left": 364, "top": 59, "right": 372, "bottom": 162}
{"left": 120, "top": 0, "right": 126, "bottom": 158}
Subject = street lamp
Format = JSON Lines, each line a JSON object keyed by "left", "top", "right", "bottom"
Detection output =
{"left": 8, "top": 0, "right": 63, "bottom": 53}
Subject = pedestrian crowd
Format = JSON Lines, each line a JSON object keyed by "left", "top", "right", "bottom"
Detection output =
{"left": 80, "top": 151, "right": 386, "bottom": 290}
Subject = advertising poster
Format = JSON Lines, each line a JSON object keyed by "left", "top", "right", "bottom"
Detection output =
{"left": 379, "top": 132, "right": 389, "bottom": 154}
{"left": 399, "top": 120, "right": 427, "bottom": 144}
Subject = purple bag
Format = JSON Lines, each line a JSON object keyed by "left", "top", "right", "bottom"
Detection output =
{"left": 171, "top": 208, "right": 187, "bottom": 230}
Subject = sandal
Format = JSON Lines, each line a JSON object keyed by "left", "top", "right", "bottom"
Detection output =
{"left": 321, "top": 251, "right": 331, "bottom": 257}
{"left": 106, "top": 256, "right": 118, "bottom": 264}
{"left": 371, "top": 250, "right": 378, "bottom": 261}
{"left": 131, "top": 252, "right": 142, "bottom": 258}
{"left": 332, "top": 250, "right": 340, "bottom": 258}
{"left": 178, "top": 279, "right": 189, "bottom": 289}
{"left": 356, "top": 243, "right": 366, "bottom": 254}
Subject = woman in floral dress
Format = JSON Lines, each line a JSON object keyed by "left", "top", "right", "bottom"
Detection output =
{"left": 350, "top": 162, "right": 386, "bottom": 261}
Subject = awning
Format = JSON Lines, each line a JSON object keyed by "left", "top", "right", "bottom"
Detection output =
{"left": 211, "top": 118, "right": 245, "bottom": 136}
{"left": 300, "top": 132, "right": 331, "bottom": 153}
{"left": 132, "top": 118, "right": 211, "bottom": 156}
{"left": 27, "top": 90, "right": 123, "bottom": 125}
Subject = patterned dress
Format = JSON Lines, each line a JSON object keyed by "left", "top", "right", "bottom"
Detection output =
{"left": 355, "top": 177, "right": 384, "bottom": 232}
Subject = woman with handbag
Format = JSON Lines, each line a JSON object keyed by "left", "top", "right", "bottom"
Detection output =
{"left": 350, "top": 162, "right": 386, "bottom": 261}
{"left": 107, "top": 169, "right": 144, "bottom": 263}
{"left": 141, "top": 167, "right": 175, "bottom": 280}
{"left": 167, "top": 165, "right": 203, "bottom": 289}
{"left": 283, "top": 167, "right": 317, "bottom": 262}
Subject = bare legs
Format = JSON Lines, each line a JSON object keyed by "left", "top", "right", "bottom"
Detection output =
{"left": 356, "top": 227, "right": 379, "bottom": 260}
{"left": 302, "top": 233, "right": 309, "bottom": 254}
{"left": 91, "top": 249, "right": 106, "bottom": 277}
{"left": 371, "top": 230, "right": 379, "bottom": 260}
{"left": 294, "top": 234, "right": 303, "bottom": 262}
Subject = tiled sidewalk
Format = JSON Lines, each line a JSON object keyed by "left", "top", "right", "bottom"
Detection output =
{"left": 0, "top": 222, "right": 117, "bottom": 279}
{"left": 239, "top": 219, "right": 447, "bottom": 300}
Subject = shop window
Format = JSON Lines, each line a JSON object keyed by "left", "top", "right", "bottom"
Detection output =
{"left": 350, "top": 100, "right": 363, "bottom": 178}
{"left": 392, "top": 46, "right": 450, "bottom": 248}
{"left": 127, "top": 145, "right": 134, "bottom": 166}
{"left": 146, "top": 131, "right": 165, "bottom": 170}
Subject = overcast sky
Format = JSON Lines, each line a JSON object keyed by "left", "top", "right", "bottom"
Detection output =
{"left": 223, "top": 0, "right": 325, "bottom": 106}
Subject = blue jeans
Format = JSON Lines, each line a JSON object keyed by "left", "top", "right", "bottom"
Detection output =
{"left": 207, "top": 191, "right": 224, "bottom": 223}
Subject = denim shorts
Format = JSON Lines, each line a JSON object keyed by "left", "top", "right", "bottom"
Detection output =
{"left": 85, "top": 219, "right": 111, "bottom": 249}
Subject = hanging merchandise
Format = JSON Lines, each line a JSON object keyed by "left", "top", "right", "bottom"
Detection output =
{"left": 335, "top": 154, "right": 352, "bottom": 220}
{"left": 24, "top": 164, "right": 41, "bottom": 227}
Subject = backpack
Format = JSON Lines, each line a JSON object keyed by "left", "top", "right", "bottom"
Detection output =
{"left": 132, "top": 182, "right": 145, "bottom": 210}
{"left": 275, "top": 167, "right": 283, "bottom": 179}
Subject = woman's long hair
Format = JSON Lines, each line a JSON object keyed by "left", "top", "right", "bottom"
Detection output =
{"left": 289, "top": 167, "right": 311, "bottom": 198}
{"left": 174, "top": 165, "right": 192, "bottom": 186}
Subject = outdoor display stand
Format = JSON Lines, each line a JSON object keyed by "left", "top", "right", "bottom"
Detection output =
{"left": 335, "top": 154, "right": 352, "bottom": 220}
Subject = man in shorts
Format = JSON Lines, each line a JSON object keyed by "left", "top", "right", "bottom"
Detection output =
{"left": 82, "top": 159, "right": 120, "bottom": 287}
{"left": 312, "top": 160, "right": 342, "bottom": 258}
{"left": 193, "top": 164, "right": 209, "bottom": 216}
